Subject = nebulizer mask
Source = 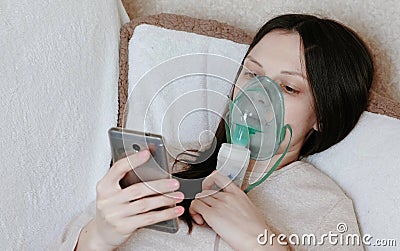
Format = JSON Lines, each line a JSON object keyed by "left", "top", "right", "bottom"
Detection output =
{"left": 216, "top": 76, "right": 292, "bottom": 193}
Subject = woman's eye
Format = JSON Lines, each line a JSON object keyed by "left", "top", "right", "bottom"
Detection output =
{"left": 244, "top": 71, "right": 257, "bottom": 78}
{"left": 280, "top": 84, "right": 298, "bottom": 95}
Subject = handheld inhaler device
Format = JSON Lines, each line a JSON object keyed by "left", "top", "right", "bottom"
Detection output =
{"left": 216, "top": 76, "right": 292, "bottom": 193}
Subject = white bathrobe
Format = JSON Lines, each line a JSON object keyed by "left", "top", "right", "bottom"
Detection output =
{"left": 54, "top": 161, "right": 362, "bottom": 251}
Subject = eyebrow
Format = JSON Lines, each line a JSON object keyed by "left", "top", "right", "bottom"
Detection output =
{"left": 281, "top": 70, "right": 306, "bottom": 80}
{"left": 246, "top": 56, "right": 306, "bottom": 80}
{"left": 246, "top": 56, "right": 263, "bottom": 68}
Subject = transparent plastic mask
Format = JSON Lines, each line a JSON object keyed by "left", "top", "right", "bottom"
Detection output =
{"left": 225, "top": 76, "right": 285, "bottom": 160}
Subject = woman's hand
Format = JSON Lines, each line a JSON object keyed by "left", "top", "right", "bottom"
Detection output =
{"left": 76, "top": 150, "right": 185, "bottom": 251}
{"left": 189, "top": 171, "right": 287, "bottom": 250}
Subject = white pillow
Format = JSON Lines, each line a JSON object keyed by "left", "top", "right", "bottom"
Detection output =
{"left": 126, "top": 24, "right": 249, "bottom": 156}
{"left": 305, "top": 112, "right": 400, "bottom": 245}
{"left": 0, "top": 0, "right": 128, "bottom": 249}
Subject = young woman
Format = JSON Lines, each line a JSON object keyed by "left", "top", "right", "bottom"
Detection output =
{"left": 60, "top": 14, "right": 373, "bottom": 250}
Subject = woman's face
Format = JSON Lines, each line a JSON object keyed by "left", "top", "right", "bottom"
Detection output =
{"left": 234, "top": 30, "right": 317, "bottom": 156}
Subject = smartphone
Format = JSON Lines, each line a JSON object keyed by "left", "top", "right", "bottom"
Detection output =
{"left": 108, "top": 127, "right": 179, "bottom": 233}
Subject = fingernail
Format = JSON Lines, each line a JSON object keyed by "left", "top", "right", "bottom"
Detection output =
{"left": 167, "top": 179, "right": 179, "bottom": 189}
{"left": 140, "top": 150, "right": 149, "bottom": 157}
{"left": 174, "top": 192, "right": 184, "bottom": 200}
{"left": 175, "top": 206, "right": 184, "bottom": 215}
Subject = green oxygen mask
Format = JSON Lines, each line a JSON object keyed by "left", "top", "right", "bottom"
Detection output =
{"left": 226, "top": 76, "right": 286, "bottom": 160}
{"left": 217, "top": 76, "right": 293, "bottom": 193}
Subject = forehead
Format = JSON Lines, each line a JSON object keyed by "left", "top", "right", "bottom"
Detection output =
{"left": 246, "top": 30, "right": 304, "bottom": 72}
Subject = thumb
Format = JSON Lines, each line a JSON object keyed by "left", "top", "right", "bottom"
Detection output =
{"left": 189, "top": 200, "right": 205, "bottom": 225}
{"left": 107, "top": 150, "right": 151, "bottom": 186}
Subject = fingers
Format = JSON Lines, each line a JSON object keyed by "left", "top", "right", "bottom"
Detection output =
{"left": 93, "top": 149, "right": 185, "bottom": 243}
{"left": 189, "top": 183, "right": 232, "bottom": 226}
{"left": 190, "top": 187, "right": 243, "bottom": 226}
{"left": 202, "top": 171, "right": 240, "bottom": 194}
{"left": 189, "top": 200, "right": 209, "bottom": 225}
{"left": 116, "top": 192, "right": 184, "bottom": 217}
{"left": 111, "top": 178, "right": 180, "bottom": 204}
{"left": 192, "top": 213, "right": 205, "bottom": 225}
{"left": 189, "top": 194, "right": 216, "bottom": 226}
{"left": 194, "top": 190, "right": 219, "bottom": 206}
{"left": 125, "top": 206, "right": 184, "bottom": 232}
{"left": 96, "top": 190, "right": 185, "bottom": 235}
{"left": 108, "top": 150, "right": 151, "bottom": 185}
{"left": 97, "top": 150, "right": 151, "bottom": 197}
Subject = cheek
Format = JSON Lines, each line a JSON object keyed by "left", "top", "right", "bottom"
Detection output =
{"left": 283, "top": 96, "right": 316, "bottom": 142}
{"left": 233, "top": 71, "right": 248, "bottom": 98}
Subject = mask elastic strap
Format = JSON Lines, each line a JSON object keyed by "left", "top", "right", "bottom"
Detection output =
{"left": 244, "top": 124, "right": 292, "bottom": 194}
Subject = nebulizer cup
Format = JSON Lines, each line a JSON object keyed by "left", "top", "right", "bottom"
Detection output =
{"left": 216, "top": 76, "right": 289, "bottom": 191}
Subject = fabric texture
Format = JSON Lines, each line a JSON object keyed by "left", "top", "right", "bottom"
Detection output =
{"left": 367, "top": 91, "right": 400, "bottom": 119}
{"left": 55, "top": 161, "right": 362, "bottom": 251}
{"left": 125, "top": 23, "right": 249, "bottom": 158}
{"left": 118, "top": 13, "right": 252, "bottom": 127}
{"left": 0, "top": 0, "right": 129, "bottom": 250}
{"left": 305, "top": 111, "right": 400, "bottom": 242}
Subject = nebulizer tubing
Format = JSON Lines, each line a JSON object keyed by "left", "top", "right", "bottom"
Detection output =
{"left": 244, "top": 124, "right": 292, "bottom": 193}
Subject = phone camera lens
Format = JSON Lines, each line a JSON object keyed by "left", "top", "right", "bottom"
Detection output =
{"left": 132, "top": 144, "right": 141, "bottom": 152}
